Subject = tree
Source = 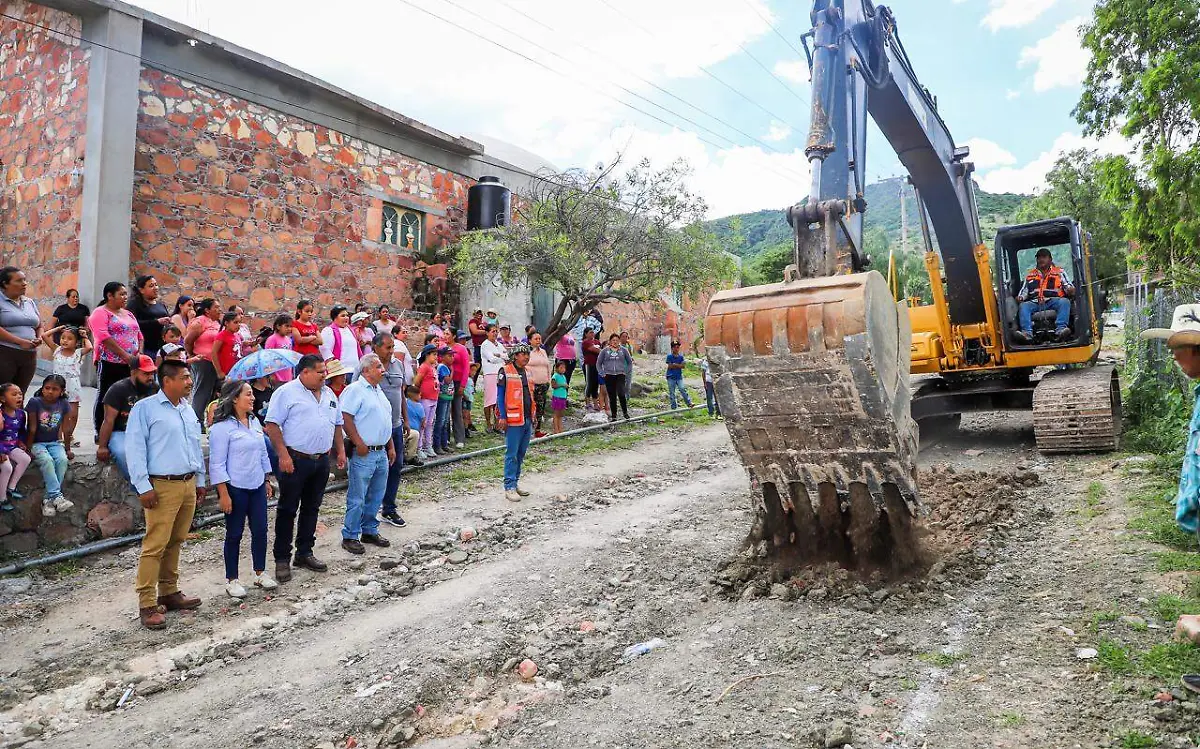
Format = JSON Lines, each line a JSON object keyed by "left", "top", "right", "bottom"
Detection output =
{"left": 1074, "top": 0, "right": 1200, "bottom": 287}
{"left": 1013, "top": 148, "right": 1129, "bottom": 289}
{"left": 451, "top": 158, "right": 737, "bottom": 347}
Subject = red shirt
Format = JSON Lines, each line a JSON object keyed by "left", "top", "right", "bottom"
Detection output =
{"left": 417, "top": 362, "right": 440, "bottom": 400}
{"left": 215, "top": 329, "right": 240, "bottom": 375}
{"left": 582, "top": 338, "right": 601, "bottom": 366}
{"left": 293, "top": 320, "right": 320, "bottom": 356}
{"left": 451, "top": 343, "right": 470, "bottom": 386}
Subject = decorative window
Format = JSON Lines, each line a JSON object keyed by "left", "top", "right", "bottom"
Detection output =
{"left": 381, "top": 204, "right": 424, "bottom": 251}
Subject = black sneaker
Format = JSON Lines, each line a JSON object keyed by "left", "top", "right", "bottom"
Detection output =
{"left": 341, "top": 538, "right": 365, "bottom": 555}
{"left": 1013, "top": 330, "right": 1033, "bottom": 343}
{"left": 1055, "top": 326, "right": 1072, "bottom": 341}
{"left": 381, "top": 511, "right": 407, "bottom": 528}
{"left": 361, "top": 533, "right": 391, "bottom": 547}
{"left": 408, "top": 456, "right": 425, "bottom": 467}
{"left": 1183, "top": 674, "right": 1200, "bottom": 694}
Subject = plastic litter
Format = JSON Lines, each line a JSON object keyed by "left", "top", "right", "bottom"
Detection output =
{"left": 622, "top": 638, "right": 667, "bottom": 661}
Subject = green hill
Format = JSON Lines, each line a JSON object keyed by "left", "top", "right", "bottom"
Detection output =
{"left": 707, "top": 178, "right": 1031, "bottom": 259}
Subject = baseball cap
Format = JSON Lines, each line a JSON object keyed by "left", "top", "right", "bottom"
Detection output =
{"left": 419, "top": 344, "right": 438, "bottom": 360}
{"left": 350, "top": 311, "right": 370, "bottom": 324}
{"left": 456, "top": 330, "right": 470, "bottom": 340}
{"left": 499, "top": 323, "right": 511, "bottom": 330}
{"left": 160, "top": 342, "right": 184, "bottom": 357}
{"left": 437, "top": 346, "right": 453, "bottom": 356}
{"left": 134, "top": 354, "right": 157, "bottom": 373}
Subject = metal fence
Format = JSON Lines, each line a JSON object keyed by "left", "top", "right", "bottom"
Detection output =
{"left": 1124, "top": 274, "right": 1200, "bottom": 389}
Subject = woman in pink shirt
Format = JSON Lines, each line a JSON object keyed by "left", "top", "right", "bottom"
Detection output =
{"left": 185, "top": 298, "right": 223, "bottom": 422}
{"left": 527, "top": 333, "right": 552, "bottom": 437}
{"left": 87, "top": 281, "right": 143, "bottom": 437}
{"left": 554, "top": 330, "right": 577, "bottom": 385}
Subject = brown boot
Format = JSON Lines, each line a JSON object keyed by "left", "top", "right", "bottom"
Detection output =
{"left": 275, "top": 560, "right": 292, "bottom": 583}
{"left": 139, "top": 606, "right": 167, "bottom": 630}
{"left": 157, "top": 591, "right": 201, "bottom": 611}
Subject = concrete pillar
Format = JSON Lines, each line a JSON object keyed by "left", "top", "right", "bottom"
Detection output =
{"left": 76, "top": 8, "right": 142, "bottom": 312}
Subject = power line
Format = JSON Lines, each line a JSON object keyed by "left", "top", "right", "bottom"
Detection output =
{"left": 593, "top": 0, "right": 805, "bottom": 134}
{"left": 483, "top": 0, "right": 802, "bottom": 161}
{"left": 740, "top": 0, "right": 807, "bottom": 61}
{"left": 428, "top": 0, "right": 807, "bottom": 180}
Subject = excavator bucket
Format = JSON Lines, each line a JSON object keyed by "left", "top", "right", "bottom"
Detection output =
{"left": 706, "top": 270, "right": 924, "bottom": 573}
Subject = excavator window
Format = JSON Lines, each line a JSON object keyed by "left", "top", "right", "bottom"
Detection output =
{"left": 995, "top": 220, "right": 1086, "bottom": 347}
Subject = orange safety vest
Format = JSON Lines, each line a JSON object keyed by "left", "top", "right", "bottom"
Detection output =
{"left": 501, "top": 363, "right": 536, "bottom": 426}
{"left": 1024, "top": 265, "right": 1069, "bottom": 302}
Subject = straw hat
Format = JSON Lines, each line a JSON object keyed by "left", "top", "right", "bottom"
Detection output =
{"left": 1140, "top": 304, "right": 1200, "bottom": 349}
{"left": 324, "top": 358, "right": 350, "bottom": 379}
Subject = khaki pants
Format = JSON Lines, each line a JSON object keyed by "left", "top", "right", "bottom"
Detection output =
{"left": 136, "top": 478, "right": 197, "bottom": 609}
{"left": 404, "top": 430, "right": 420, "bottom": 460}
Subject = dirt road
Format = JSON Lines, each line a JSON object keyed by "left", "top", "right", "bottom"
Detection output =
{"left": 0, "top": 414, "right": 1194, "bottom": 748}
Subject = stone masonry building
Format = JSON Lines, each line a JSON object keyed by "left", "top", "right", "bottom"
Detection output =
{"left": 0, "top": 0, "right": 537, "bottom": 332}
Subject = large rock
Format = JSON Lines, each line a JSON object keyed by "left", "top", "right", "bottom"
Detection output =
{"left": 87, "top": 503, "right": 135, "bottom": 538}
{"left": 11, "top": 498, "right": 42, "bottom": 532}
{"left": 0, "top": 532, "right": 38, "bottom": 554}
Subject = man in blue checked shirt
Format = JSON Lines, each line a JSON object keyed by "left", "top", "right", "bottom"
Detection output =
{"left": 124, "top": 358, "right": 207, "bottom": 630}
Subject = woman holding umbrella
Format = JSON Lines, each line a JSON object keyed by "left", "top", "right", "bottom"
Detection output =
{"left": 226, "top": 347, "right": 303, "bottom": 474}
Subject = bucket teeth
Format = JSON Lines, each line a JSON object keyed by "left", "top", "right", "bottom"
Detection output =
{"left": 705, "top": 271, "right": 923, "bottom": 572}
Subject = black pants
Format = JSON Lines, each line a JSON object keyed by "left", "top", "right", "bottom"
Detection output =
{"left": 557, "top": 358, "right": 577, "bottom": 385}
{"left": 533, "top": 383, "right": 549, "bottom": 431}
{"left": 584, "top": 363, "right": 600, "bottom": 399}
{"left": 94, "top": 360, "right": 131, "bottom": 438}
{"left": 0, "top": 348, "right": 37, "bottom": 394}
{"left": 274, "top": 452, "right": 330, "bottom": 562}
{"left": 605, "top": 374, "right": 628, "bottom": 419}
{"left": 190, "top": 360, "right": 219, "bottom": 425}
{"left": 452, "top": 383, "right": 466, "bottom": 443}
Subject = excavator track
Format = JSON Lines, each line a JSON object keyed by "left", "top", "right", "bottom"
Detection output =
{"left": 1032, "top": 365, "right": 1121, "bottom": 453}
{"left": 706, "top": 271, "right": 925, "bottom": 574}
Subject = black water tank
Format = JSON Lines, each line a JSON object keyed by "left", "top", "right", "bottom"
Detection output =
{"left": 467, "top": 176, "right": 511, "bottom": 230}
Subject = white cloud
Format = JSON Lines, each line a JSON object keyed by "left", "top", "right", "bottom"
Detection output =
{"left": 588, "top": 126, "right": 811, "bottom": 218}
{"left": 964, "top": 137, "right": 1017, "bottom": 169}
{"left": 773, "top": 59, "right": 809, "bottom": 84}
{"left": 1019, "top": 17, "right": 1089, "bottom": 92}
{"left": 982, "top": 0, "right": 1060, "bottom": 31}
{"left": 762, "top": 121, "right": 792, "bottom": 142}
{"left": 975, "top": 130, "right": 1131, "bottom": 194}
{"left": 1005, "top": 89, "right": 1022, "bottom": 101}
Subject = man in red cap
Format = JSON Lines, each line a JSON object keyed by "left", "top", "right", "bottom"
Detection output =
{"left": 97, "top": 354, "right": 160, "bottom": 485}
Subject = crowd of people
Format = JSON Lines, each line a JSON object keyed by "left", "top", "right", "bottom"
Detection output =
{"left": 0, "top": 264, "right": 722, "bottom": 630}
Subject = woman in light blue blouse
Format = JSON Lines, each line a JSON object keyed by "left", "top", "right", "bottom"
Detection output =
{"left": 209, "top": 380, "right": 276, "bottom": 598}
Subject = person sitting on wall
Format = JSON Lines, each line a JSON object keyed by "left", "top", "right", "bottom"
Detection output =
{"left": 1014, "top": 248, "right": 1075, "bottom": 344}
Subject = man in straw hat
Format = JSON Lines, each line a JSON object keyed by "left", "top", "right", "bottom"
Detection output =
{"left": 1140, "top": 303, "right": 1200, "bottom": 536}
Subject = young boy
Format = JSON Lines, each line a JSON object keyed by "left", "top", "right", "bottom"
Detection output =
{"left": 665, "top": 340, "right": 693, "bottom": 409}
{"left": 404, "top": 386, "right": 425, "bottom": 465}
{"left": 434, "top": 347, "right": 456, "bottom": 454}
{"left": 464, "top": 362, "right": 480, "bottom": 435}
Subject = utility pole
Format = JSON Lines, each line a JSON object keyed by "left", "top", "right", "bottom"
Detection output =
{"left": 899, "top": 180, "right": 908, "bottom": 256}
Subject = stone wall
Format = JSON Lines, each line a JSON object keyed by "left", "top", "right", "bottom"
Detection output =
{"left": 130, "top": 68, "right": 475, "bottom": 331}
{"left": 0, "top": 0, "right": 89, "bottom": 317}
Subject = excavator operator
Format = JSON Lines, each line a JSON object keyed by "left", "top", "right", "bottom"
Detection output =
{"left": 1014, "top": 248, "right": 1075, "bottom": 343}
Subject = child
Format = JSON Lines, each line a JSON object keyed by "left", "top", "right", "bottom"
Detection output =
{"left": 292, "top": 300, "right": 322, "bottom": 357}
{"left": 26, "top": 375, "right": 74, "bottom": 516}
{"left": 265, "top": 314, "right": 296, "bottom": 383}
{"left": 699, "top": 354, "right": 722, "bottom": 419}
{"left": 40, "top": 325, "right": 92, "bottom": 455}
{"left": 434, "top": 347, "right": 456, "bottom": 455}
{"left": 325, "top": 358, "right": 349, "bottom": 397}
{"left": 211, "top": 312, "right": 242, "bottom": 382}
{"left": 0, "top": 383, "right": 31, "bottom": 511}
{"left": 159, "top": 342, "right": 186, "bottom": 363}
{"left": 413, "top": 345, "right": 440, "bottom": 460}
{"left": 404, "top": 386, "right": 425, "bottom": 466}
{"left": 665, "top": 340, "right": 693, "bottom": 409}
{"left": 463, "top": 362, "right": 480, "bottom": 435}
{"left": 551, "top": 360, "right": 569, "bottom": 434}
{"left": 156, "top": 326, "right": 189, "bottom": 365}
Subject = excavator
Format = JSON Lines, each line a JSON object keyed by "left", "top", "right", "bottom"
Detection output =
{"left": 704, "top": 0, "right": 1120, "bottom": 572}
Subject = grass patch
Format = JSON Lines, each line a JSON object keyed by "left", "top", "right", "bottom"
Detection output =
{"left": 1096, "top": 638, "right": 1134, "bottom": 675}
{"left": 1117, "top": 731, "right": 1158, "bottom": 749}
{"left": 1092, "top": 609, "right": 1123, "bottom": 628}
{"left": 899, "top": 677, "right": 918, "bottom": 690}
{"left": 1154, "top": 594, "right": 1200, "bottom": 623}
{"left": 41, "top": 560, "right": 83, "bottom": 580}
{"left": 1138, "top": 642, "right": 1200, "bottom": 681}
{"left": 1154, "top": 550, "right": 1200, "bottom": 572}
{"left": 918, "top": 651, "right": 967, "bottom": 667}
{"left": 995, "top": 711, "right": 1026, "bottom": 727}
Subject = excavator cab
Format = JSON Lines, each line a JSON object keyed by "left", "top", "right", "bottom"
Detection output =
{"left": 995, "top": 217, "right": 1100, "bottom": 349}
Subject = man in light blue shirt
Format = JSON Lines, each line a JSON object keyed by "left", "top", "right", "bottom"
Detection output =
{"left": 124, "top": 359, "right": 207, "bottom": 630}
{"left": 264, "top": 354, "right": 346, "bottom": 582}
{"left": 339, "top": 353, "right": 397, "bottom": 553}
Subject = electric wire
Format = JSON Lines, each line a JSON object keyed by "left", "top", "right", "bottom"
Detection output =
{"left": 739, "top": 0, "right": 807, "bottom": 60}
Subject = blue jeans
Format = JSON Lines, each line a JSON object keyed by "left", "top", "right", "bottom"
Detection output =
{"left": 1018, "top": 297, "right": 1070, "bottom": 333}
{"left": 503, "top": 423, "right": 533, "bottom": 490}
{"left": 704, "top": 382, "right": 721, "bottom": 416}
{"left": 434, "top": 399, "right": 452, "bottom": 450}
{"left": 343, "top": 449, "right": 388, "bottom": 540}
{"left": 382, "top": 425, "right": 405, "bottom": 516}
{"left": 224, "top": 483, "right": 267, "bottom": 580}
{"left": 108, "top": 430, "right": 130, "bottom": 480}
{"left": 30, "top": 442, "right": 68, "bottom": 498}
{"left": 667, "top": 378, "right": 692, "bottom": 409}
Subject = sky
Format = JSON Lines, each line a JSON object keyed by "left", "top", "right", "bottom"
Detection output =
{"left": 124, "top": 0, "right": 1127, "bottom": 219}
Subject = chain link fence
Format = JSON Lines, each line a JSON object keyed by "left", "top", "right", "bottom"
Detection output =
{"left": 1124, "top": 275, "right": 1200, "bottom": 391}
